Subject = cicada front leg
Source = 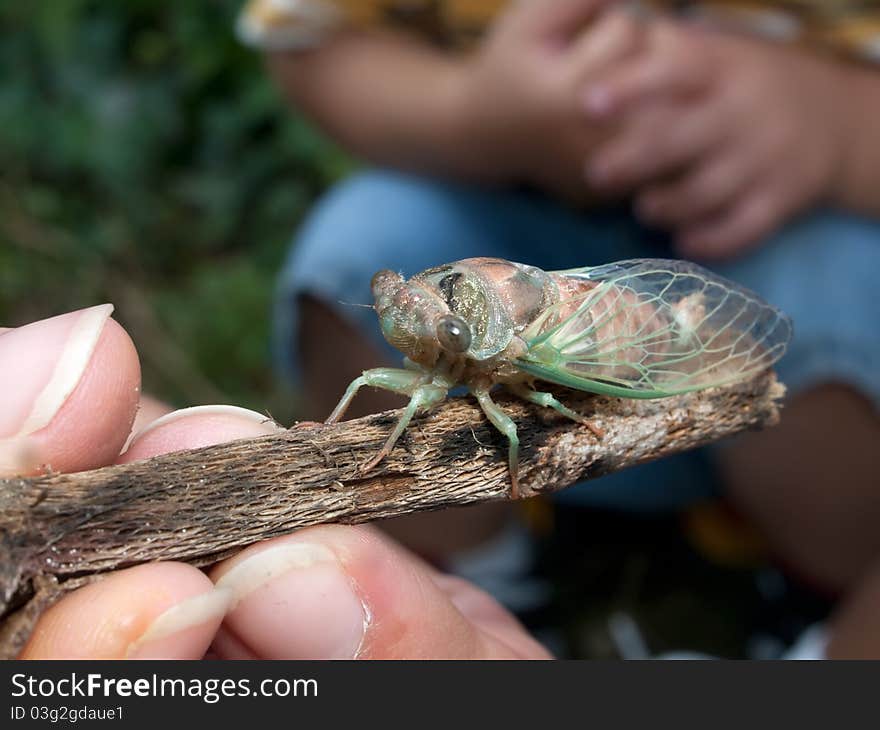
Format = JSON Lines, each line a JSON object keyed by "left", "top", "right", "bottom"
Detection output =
{"left": 472, "top": 388, "right": 521, "bottom": 499}
{"left": 507, "top": 385, "right": 604, "bottom": 439}
{"left": 326, "top": 367, "right": 448, "bottom": 473}
{"left": 326, "top": 368, "right": 428, "bottom": 424}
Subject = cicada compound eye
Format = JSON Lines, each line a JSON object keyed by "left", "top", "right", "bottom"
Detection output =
{"left": 436, "top": 315, "right": 472, "bottom": 353}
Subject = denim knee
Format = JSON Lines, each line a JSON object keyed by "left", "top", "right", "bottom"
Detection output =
{"left": 715, "top": 210, "right": 880, "bottom": 406}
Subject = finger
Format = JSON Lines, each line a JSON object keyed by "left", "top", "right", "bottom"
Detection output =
{"left": 210, "top": 626, "right": 260, "bottom": 660}
{"left": 122, "top": 394, "right": 174, "bottom": 453}
{"left": 119, "top": 405, "right": 284, "bottom": 463}
{"left": 210, "top": 525, "right": 551, "bottom": 659}
{"left": 430, "top": 573, "right": 550, "bottom": 658}
{"left": 583, "top": 21, "right": 713, "bottom": 117}
{"left": 508, "top": 0, "right": 609, "bottom": 43}
{"left": 0, "top": 305, "right": 140, "bottom": 475}
{"left": 588, "top": 99, "right": 728, "bottom": 191}
{"left": 131, "top": 394, "right": 175, "bottom": 437}
{"left": 21, "top": 563, "right": 227, "bottom": 659}
{"left": 636, "top": 149, "right": 760, "bottom": 226}
{"left": 827, "top": 560, "right": 880, "bottom": 659}
{"left": 676, "top": 186, "right": 791, "bottom": 259}
{"left": 23, "top": 404, "right": 288, "bottom": 659}
{"left": 568, "top": 9, "right": 643, "bottom": 81}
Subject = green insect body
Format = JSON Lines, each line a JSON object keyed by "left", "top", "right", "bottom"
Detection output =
{"left": 326, "top": 258, "right": 793, "bottom": 497}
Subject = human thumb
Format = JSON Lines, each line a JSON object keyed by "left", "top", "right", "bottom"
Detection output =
{"left": 209, "top": 525, "right": 550, "bottom": 659}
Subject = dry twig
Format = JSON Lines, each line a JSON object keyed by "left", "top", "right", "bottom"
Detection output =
{"left": 0, "top": 372, "right": 785, "bottom": 657}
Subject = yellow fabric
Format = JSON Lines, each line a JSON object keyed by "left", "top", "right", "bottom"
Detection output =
{"left": 238, "top": 1, "right": 880, "bottom": 62}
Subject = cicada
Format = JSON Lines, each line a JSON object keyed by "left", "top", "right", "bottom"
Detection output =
{"left": 327, "top": 258, "right": 793, "bottom": 496}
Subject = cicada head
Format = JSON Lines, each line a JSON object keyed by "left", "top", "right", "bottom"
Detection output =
{"left": 371, "top": 269, "right": 450, "bottom": 368}
{"left": 371, "top": 259, "right": 549, "bottom": 369}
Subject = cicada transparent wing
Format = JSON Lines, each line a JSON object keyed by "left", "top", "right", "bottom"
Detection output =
{"left": 515, "top": 259, "right": 793, "bottom": 398}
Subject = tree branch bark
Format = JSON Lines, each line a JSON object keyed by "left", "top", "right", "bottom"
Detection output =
{"left": 0, "top": 372, "right": 785, "bottom": 657}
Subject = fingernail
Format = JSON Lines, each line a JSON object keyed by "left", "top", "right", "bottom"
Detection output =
{"left": 216, "top": 544, "right": 367, "bottom": 659}
{"left": 0, "top": 437, "right": 42, "bottom": 476}
{"left": 0, "top": 304, "right": 114, "bottom": 439}
{"left": 126, "top": 588, "right": 233, "bottom": 659}
{"left": 121, "top": 405, "right": 285, "bottom": 462}
{"left": 131, "top": 405, "right": 284, "bottom": 441}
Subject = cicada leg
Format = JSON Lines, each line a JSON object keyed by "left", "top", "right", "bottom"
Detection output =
{"left": 508, "top": 385, "right": 605, "bottom": 439}
{"left": 472, "top": 389, "right": 521, "bottom": 499}
{"left": 326, "top": 368, "right": 448, "bottom": 473}
{"left": 326, "top": 368, "right": 430, "bottom": 424}
{"left": 361, "top": 382, "right": 448, "bottom": 473}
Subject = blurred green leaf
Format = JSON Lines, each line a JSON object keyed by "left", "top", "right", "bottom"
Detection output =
{"left": 0, "top": 0, "right": 354, "bottom": 418}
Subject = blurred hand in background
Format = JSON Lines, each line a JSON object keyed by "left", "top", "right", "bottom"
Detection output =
{"left": 584, "top": 21, "right": 859, "bottom": 259}
{"left": 269, "top": 0, "right": 653, "bottom": 203}
{"left": 459, "top": 0, "right": 643, "bottom": 202}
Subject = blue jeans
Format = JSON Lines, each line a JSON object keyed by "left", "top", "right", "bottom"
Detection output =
{"left": 275, "top": 170, "right": 880, "bottom": 510}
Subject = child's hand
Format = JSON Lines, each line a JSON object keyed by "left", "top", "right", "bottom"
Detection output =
{"left": 584, "top": 24, "right": 851, "bottom": 259}
{"left": 459, "top": 0, "right": 644, "bottom": 202}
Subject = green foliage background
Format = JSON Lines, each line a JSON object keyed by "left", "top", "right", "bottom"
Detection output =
{"left": 0, "top": 0, "right": 353, "bottom": 418}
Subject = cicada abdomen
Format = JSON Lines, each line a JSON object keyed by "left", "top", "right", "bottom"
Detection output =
{"left": 327, "top": 257, "right": 793, "bottom": 496}
{"left": 517, "top": 259, "right": 793, "bottom": 398}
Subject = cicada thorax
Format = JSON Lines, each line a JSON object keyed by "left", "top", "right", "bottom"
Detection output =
{"left": 370, "top": 257, "right": 555, "bottom": 374}
{"left": 415, "top": 258, "right": 557, "bottom": 362}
